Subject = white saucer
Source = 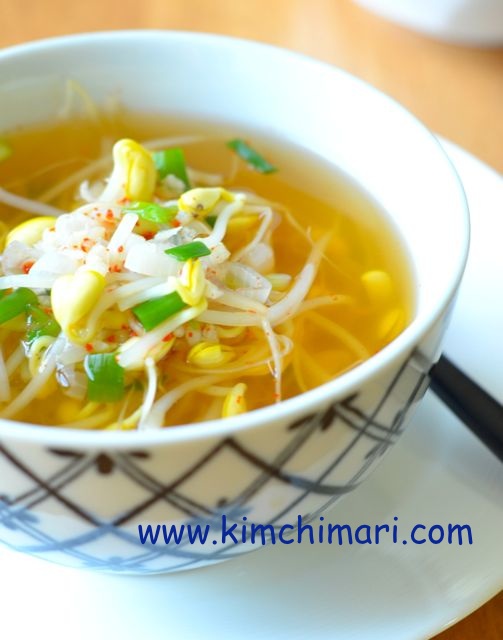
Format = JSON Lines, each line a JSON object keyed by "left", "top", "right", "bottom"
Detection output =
{"left": 1, "top": 139, "right": 502, "bottom": 640}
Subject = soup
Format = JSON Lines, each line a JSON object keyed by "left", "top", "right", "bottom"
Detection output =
{"left": 0, "top": 111, "right": 413, "bottom": 429}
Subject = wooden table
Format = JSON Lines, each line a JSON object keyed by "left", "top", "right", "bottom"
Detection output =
{"left": 0, "top": 0, "right": 501, "bottom": 637}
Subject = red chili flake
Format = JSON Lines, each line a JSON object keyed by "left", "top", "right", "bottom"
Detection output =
{"left": 80, "top": 237, "right": 92, "bottom": 252}
{"left": 171, "top": 219, "right": 181, "bottom": 228}
{"left": 162, "top": 332, "right": 174, "bottom": 342}
{"left": 117, "top": 197, "right": 130, "bottom": 205}
{"left": 22, "top": 260, "right": 35, "bottom": 274}
{"left": 105, "top": 335, "right": 117, "bottom": 343}
{"left": 236, "top": 396, "right": 242, "bottom": 404}
{"left": 85, "top": 343, "right": 94, "bottom": 353}
{"left": 142, "top": 231, "right": 155, "bottom": 240}
{"left": 105, "top": 210, "right": 115, "bottom": 220}
{"left": 129, "top": 329, "right": 138, "bottom": 337}
{"left": 121, "top": 324, "right": 129, "bottom": 330}
{"left": 117, "top": 245, "right": 124, "bottom": 253}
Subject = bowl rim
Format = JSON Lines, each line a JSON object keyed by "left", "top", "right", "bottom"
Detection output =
{"left": 0, "top": 29, "right": 470, "bottom": 447}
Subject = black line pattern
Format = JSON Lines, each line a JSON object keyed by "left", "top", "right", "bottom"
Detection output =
{"left": 0, "top": 351, "right": 430, "bottom": 574}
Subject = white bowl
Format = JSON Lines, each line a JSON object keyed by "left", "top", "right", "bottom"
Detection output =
{"left": 355, "top": 0, "right": 503, "bottom": 45}
{"left": 0, "top": 32, "right": 469, "bottom": 574}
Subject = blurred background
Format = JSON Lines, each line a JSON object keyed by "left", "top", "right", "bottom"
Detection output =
{"left": 0, "top": 0, "right": 501, "bottom": 637}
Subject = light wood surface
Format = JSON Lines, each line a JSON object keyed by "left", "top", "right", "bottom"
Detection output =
{"left": 0, "top": 1, "right": 501, "bottom": 637}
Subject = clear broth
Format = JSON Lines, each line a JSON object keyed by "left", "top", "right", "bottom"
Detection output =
{"left": 0, "top": 113, "right": 414, "bottom": 427}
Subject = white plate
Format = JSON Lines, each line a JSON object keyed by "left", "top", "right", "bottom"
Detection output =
{"left": 1, "top": 139, "right": 502, "bottom": 640}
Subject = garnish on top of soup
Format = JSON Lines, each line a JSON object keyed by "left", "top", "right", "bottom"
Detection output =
{"left": 0, "top": 117, "right": 410, "bottom": 430}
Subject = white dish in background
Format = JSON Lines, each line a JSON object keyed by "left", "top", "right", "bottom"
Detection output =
{"left": 1, "top": 139, "right": 502, "bottom": 639}
{"left": 355, "top": 0, "right": 503, "bottom": 46}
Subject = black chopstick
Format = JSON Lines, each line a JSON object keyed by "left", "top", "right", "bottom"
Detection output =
{"left": 429, "top": 355, "right": 503, "bottom": 463}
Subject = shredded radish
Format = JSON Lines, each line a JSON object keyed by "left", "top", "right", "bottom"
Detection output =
{"left": 240, "top": 242, "right": 275, "bottom": 274}
{"left": 2, "top": 241, "right": 40, "bottom": 275}
{"left": 108, "top": 212, "right": 138, "bottom": 254}
{"left": 114, "top": 276, "right": 165, "bottom": 300}
{"left": 117, "top": 301, "right": 207, "bottom": 370}
{"left": 153, "top": 228, "right": 183, "bottom": 243}
{"left": 59, "top": 341, "right": 88, "bottom": 366}
{"left": 29, "top": 252, "right": 78, "bottom": 277}
{"left": 57, "top": 366, "right": 87, "bottom": 400}
{"left": 124, "top": 243, "right": 180, "bottom": 277}
{"left": 0, "top": 273, "right": 59, "bottom": 290}
{"left": 225, "top": 262, "right": 272, "bottom": 303}
{"left": 117, "top": 281, "right": 176, "bottom": 311}
{"left": 203, "top": 243, "right": 230, "bottom": 266}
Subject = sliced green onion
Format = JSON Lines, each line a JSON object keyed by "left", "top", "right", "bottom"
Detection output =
{"left": 206, "top": 215, "right": 217, "bottom": 228}
{"left": 0, "top": 288, "right": 38, "bottom": 325}
{"left": 84, "top": 353, "right": 125, "bottom": 402}
{"left": 123, "top": 201, "right": 178, "bottom": 225}
{"left": 25, "top": 305, "right": 61, "bottom": 343}
{"left": 226, "top": 139, "right": 277, "bottom": 174}
{"left": 0, "top": 139, "right": 12, "bottom": 163}
{"left": 153, "top": 148, "right": 191, "bottom": 189}
{"left": 165, "top": 241, "right": 211, "bottom": 262}
{"left": 132, "top": 291, "right": 186, "bottom": 331}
